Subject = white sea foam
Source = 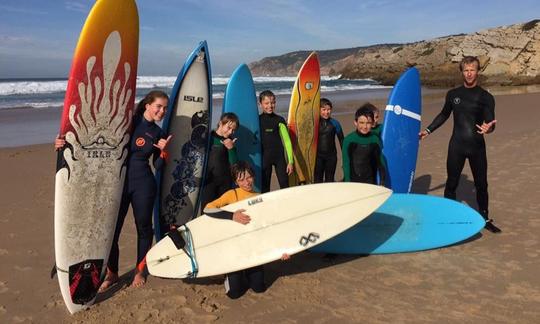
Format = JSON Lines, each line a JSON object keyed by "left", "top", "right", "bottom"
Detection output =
{"left": 0, "top": 80, "right": 68, "bottom": 96}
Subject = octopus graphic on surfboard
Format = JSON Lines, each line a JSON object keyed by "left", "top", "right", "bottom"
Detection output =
{"left": 287, "top": 52, "right": 321, "bottom": 185}
{"left": 154, "top": 41, "right": 212, "bottom": 240}
{"left": 54, "top": 0, "right": 139, "bottom": 314}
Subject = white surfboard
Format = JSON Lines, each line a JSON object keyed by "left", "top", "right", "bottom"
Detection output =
{"left": 147, "top": 183, "right": 391, "bottom": 278}
{"left": 154, "top": 41, "right": 212, "bottom": 239}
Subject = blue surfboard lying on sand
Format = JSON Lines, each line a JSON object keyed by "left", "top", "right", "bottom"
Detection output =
{"left": 223, "top": 64, "right": 262, "bottom": 192}
{"left": 311, "top": 194, "right": 485, "bottom": 254}
{"left": 381, "top": 67, "right": 422, "bottom": 193}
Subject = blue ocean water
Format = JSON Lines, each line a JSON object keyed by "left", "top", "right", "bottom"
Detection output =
{"left": 0, "top": 76, "right": 388, "bottom": 110}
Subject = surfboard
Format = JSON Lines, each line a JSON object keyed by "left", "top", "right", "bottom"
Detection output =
{"left": 381, "top": 67, "right": 422, "bottom": 193}
{"left": 154, "top": 41, "right": 212, "bottom": 240}
{"left": 146, "top": 183, "right": 391, "bottom": 278}
{"left": 223, "top": 64, "right": 262, "bottom": 192}
{"left": 287, "top": 52, "right": 321, "bottom": 185}
{"left": 310, "top": 194, "right": 485, "bottom": 254}
{"left": 54, "top": 0, "right": 139, "bottom": 314}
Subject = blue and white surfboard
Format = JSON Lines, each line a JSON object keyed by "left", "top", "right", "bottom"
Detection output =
{"left": 381, "top": 67, "right": 422, "bottom": 193}
{"left": 223, "top": 64, "right": 262, "bottom": 192}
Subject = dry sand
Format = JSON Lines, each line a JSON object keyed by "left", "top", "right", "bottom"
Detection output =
{"left": 0, "top": 89, "right": 539, "bottom": 323}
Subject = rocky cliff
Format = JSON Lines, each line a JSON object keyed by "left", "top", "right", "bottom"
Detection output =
{"left": 249, "top": 20, "right": 540, "bottom": 87}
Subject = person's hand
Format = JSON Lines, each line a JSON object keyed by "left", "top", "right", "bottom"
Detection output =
{"left": 232, "top": 209, "right": 251, "bottom": 225}
{"left": 221, "top": 138, "right": 237, "bottom": 150}
{"left": 476, "top": 120, "right": 497, "bottom": 134}
{"left": 55, "top": 134, "right": 66, "bottom": 151}
{"left": 286, "top": 163, "right": 294, "bottom": 175}
{"left": 418, "top": 129, "right": 429, "bottom": 140}
{"left": 154, "top": 135, "right": 173, "bottom": 151}
{"left": 280, "top": 253, "right": 290, "bottom": 261}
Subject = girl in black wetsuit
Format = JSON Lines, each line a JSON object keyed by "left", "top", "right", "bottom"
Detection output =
{"left": 105, "top": 90, "right": 172, "bottom": 289}
{"left": 56, "top": 90, "right": 173, "bottom": 290}
{"left": 199, "top": 113, "right": 239, "bottom": 211}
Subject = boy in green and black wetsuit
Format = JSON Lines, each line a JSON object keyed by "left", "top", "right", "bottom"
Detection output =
{"left": 258, "top": 90, "right": 294, "bottom": 193}
{"left": 342, "top": 106, "right": 386, "bottom": 185}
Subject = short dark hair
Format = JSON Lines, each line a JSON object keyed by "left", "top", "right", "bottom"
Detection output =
{"left": 359, "top": 102, "right": 379, "bottom": 114}
{"left": 217, "top": 112, "right": 239, "bottom": 128}
{"left": 459, "top": 56, "right": 480, "bottom": 71}
{"left": 258, "top": 90, "right": 275, "bottom": 103}
{"left": 320, "top": 98, "right": 333, "bottom": 109}
{"left": 355, "top": 105, "right": 374, "bottom": 121}
{"left": 231, "top": 160, "right": 255, "bottom": 180}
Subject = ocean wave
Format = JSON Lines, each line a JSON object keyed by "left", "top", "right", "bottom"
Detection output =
{"left": 0, "top": 80, "right": 68, "bottom": 96}
{"left": 0, "top": 75, "right": 353, "bottom": 96}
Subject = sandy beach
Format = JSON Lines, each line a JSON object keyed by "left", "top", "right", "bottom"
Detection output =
{"left": 1, "top": 89, "right": 539, "bottom": 323}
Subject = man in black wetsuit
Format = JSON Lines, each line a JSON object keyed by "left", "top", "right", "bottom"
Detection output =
{"left": 419, "top": 56, "right": 500, "bottom": 233}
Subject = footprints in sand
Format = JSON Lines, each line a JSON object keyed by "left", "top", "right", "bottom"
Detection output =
{"left": 0, "top": 281, "right": 8, "bottom": 294}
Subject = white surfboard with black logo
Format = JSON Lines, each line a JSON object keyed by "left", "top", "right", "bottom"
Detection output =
{"left": 147, "top": 182, "right": 391, "bottom": 278}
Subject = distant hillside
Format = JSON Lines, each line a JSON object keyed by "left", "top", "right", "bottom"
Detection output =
{"left": 249, "top": 20, "right": 540, "bottom": 87}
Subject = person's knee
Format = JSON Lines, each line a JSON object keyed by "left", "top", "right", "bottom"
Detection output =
{"left": 250, "top": 282, "right": 266, "bottom": 293}
{"left": 226, "top": 288, "right": 246, "bottom": 299}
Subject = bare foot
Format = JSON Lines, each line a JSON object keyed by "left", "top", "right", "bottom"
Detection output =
{"left": 130, "top": 271, "right": 146, "bottom": 288}
{"left": 98, "top": 271, "right": 119, "bottom": 293}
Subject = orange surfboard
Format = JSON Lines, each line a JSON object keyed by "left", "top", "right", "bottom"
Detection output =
{"left": 54, "top": 0, "right": 139, "bottom": 314}
{"left": 287, "top": 52, "right": 321, "bottom": 185}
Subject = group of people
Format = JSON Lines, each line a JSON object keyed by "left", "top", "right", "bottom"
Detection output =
{"left": 55, "top": 55, "right": 500, "bottom": 300}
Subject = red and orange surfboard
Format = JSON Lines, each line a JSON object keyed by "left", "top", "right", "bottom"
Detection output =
{"left": 54, "top": 0, "right": 139, "bottom": 314}
{"left": 287, "top": 52, "right": 321, "bottom": 185}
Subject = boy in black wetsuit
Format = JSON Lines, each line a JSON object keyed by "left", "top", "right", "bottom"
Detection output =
{"left": 258, "top": 90, "right": 294, "bottom": 192}
{"left": 204, "top": 161, "right": 290, "bottom": 299}
{"left": 419, "top": 56, "right": 500, "bottom": 233}
{"left": 314, "top": 98, "right": 344, "bottom": 183}
{"left": 342, "top": 106, "right": 386, "bottom": 185}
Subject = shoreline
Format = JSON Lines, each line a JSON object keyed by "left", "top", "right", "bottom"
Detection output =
{"left": 2, "top": 84, "right": 539, "bottom": 149}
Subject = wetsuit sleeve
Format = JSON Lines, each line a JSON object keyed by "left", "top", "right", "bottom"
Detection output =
{"left": 228, "top": 145, "right": 238, "bottom": 165}
{"left": 152, "top": 132, "right": 167, "bottom": 171}
{"left": 203, "top": 190, "right": 235, "bottom": 220}
{"left": 426, "top": 91, "right": 453, "bottom": 133}
{"left": 483, "top": 91, "right": 496, "bottom": 132}
{"left": 374, "top": 141, "right": 386, "bottom": 186}
{"left": 334, "top": 119, "right": 345, "bottom": 148}
{"left": 342, "top": 135, "right": 352, "bottom": 182}
{"left": 278, "top": 123, "right": 294, "bottom": 164}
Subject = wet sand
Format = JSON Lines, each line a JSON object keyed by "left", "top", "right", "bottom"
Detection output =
{"left": 0, "top": 89, "right": 539, "bottom": 323}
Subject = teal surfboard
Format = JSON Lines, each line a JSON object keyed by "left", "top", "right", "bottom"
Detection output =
{"left": 311, "top": 194, "right": 485, "bottom": 254}
{"left": 223, "top": 64, "right": 262, "bottom": 191}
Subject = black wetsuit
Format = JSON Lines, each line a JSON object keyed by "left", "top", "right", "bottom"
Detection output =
{"left": 342, "top": 131, "right": 386, "bottom": 185}
{"left": 426, "top": 85, "right": 495, "bottom": 219}
{"left": 260, "top": 112, "right": 289, "bottom": 192}
{"left": 314, "top": 117, "right": 344, "bottom": 183}
{"left": 109, "top": 115, "right": 166, "bottom": 273}
{"left": 200, "top": 131, "right": 238, "bottom": 210}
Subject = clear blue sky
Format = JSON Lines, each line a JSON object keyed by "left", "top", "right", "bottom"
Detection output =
{"left": 0, "top": 0, "right": 538, "bottom": 78}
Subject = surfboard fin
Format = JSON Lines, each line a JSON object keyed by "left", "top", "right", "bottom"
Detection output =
{"left": 167, "top": 230, "right": 186, "bottom": 249}
{"left": 50, "top": 264, "right": 57, "bottom": 279}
